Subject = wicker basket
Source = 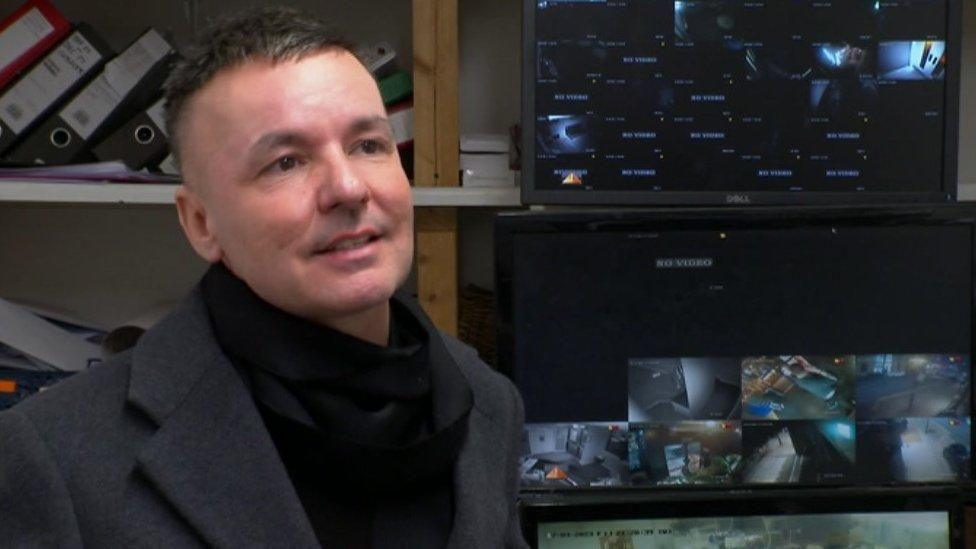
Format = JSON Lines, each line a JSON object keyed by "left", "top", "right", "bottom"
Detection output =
{"left": 457, "top": 285, "right": 497, "bottom": 367}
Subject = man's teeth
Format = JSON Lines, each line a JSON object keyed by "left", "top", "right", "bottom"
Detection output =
{"left": 330, "top": 235, "right": 371, "bottom": 251}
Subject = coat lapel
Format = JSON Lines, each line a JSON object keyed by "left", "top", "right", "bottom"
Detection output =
{"left": 447, "top": 404, "right": 511, "bottom": 548}
{"left": 127, "top": 290, "right": 319, "bottom": 549}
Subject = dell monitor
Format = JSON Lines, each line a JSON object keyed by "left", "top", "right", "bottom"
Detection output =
{"left": 523, "top": 0, "right": 963, "bottom": 204}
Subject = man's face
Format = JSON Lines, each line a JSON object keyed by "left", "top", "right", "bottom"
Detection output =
{"left": 176, "top": 50, "right": 413, "bottom": 325}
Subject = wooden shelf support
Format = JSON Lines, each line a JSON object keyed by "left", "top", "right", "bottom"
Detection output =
{"left": 413, "top": 0, "right": 459, "bottom": 334}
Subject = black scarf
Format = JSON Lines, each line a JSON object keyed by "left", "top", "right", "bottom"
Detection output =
{"left": 200, "top": 263, "right": 473, "bottom": 546}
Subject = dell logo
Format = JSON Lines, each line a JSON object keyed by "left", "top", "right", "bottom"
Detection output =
{"left": 726, "top": 194, "right": 751, "bottom": 204}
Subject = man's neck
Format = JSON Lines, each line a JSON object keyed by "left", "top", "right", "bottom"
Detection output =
{"left": 315, "top": 302, "right": 391, "bottom": 347}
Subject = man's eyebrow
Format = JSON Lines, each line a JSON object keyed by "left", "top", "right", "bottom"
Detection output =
{"left": 248, "top": 131, "right": 315, "bottom": 157}
{"left": 248, "top": 117, "right": 392, "bottom": 157}
{"left": 348, "top": 115, "right": 394, "bottom": 137}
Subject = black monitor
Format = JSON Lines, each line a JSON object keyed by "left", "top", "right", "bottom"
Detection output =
{"left": 522, "top": 0, "right": 963, "bottom": 205}
{"left": 495, "top": 204, "right": 975, "bottom": 491}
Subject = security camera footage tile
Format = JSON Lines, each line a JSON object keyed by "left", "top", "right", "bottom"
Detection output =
{"left": 628, "top": 357, "right": 741, "bottom": 421}
{"left": 520, "top": 423, "right": 630, "bottom": 488}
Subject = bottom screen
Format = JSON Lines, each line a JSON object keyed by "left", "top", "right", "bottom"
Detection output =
{"left": 537, "top": 511, "right": 950, "bottom": 549}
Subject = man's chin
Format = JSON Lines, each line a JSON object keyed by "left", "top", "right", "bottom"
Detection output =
{"left": 313, "top": 284, "right": 397, "bottom": 316}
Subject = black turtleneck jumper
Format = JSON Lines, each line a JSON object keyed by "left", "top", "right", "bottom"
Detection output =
{"left": 200, "top": 263, "right": 473, "bottom": 548}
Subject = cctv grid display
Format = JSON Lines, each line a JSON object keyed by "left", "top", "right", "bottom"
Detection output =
{"left": 503, "top": 212, "right": 973, "bottom": 490}
{"left": 527, "top": 0, "right": 957, "bottom": 202}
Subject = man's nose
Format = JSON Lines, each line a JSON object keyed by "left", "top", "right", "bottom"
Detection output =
{"left": 317, "top": 150, "right": 369, "bottom": 211}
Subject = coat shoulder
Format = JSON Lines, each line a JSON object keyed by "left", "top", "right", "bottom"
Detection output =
{"left": 440, "top": 334, "right": 523, "bottom": 422}
{"left": 10, "top": 353, "right": 134, "bottom": 436}
{"left": 3, "top": 351, "right": 140, "bottom": 476}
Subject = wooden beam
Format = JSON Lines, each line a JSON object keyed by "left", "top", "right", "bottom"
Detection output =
{"left": 413, "top": 0, "right": 458, "bottom": 188}
{"left": 415, "top": 208, "right": 457, "bottom": 333}
{"left": 413, "top": 0, "right": 459, "bottom": 334}
{"left": 412, "top": 0, "right": 436, "bottom": 187}
{"left": 965, "top": 506, "right": 976, "bottom": 548}
{"left": 434, "top": 0, "right": 459, "bottom": 188}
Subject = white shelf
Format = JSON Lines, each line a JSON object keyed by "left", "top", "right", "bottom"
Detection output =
{"left": 0, "top": 181, "right": 177, "bottom": 205}
{"left": 0, "top": 180, "right": 523, "bottom": 207}
{"left": 413, "top": 186, "right": 521, "bottom": 207}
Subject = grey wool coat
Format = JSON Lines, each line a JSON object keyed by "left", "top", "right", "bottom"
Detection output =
{"left": 0, "top": 289, "right": 529, "bottom": 548}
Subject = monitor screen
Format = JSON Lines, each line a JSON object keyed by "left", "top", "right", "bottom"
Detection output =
{"left": 536, "top": 510, "right": 951, "bottom": 548}
{"left": 523, "top": 0, "right": 962, "bottom": 204}
{"left": 496, "top": 205, "right": 974, "bottom": 489}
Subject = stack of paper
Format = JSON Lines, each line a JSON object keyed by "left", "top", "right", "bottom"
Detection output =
{"left": 0, "top": 160, "right": 179, "bottom": 183}
{"left": 0, "top": 297, "right": 104, "bottom": 371}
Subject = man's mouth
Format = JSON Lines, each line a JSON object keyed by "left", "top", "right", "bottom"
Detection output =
{"left": 319, "top": 233, "right": 379, "bottom": 253}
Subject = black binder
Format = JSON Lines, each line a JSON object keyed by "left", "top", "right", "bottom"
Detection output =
{"left": 92, "top": 96, "right": 168, "bottom": 170}
{"left": 0, "top": 24, "right": 112, "bottom": 156}
{"left": 7, "top": 28, "right": 175, "bottom": 165}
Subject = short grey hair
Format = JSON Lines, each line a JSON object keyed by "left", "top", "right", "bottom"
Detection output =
{"left": 163, "top": 6, "right": 355, "bottom": 167}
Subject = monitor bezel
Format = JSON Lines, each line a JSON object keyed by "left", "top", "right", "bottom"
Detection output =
{"left": 520, "top": 0, "right": 963, "bottom": 206}
{"left": 495, "top": 203, "right": 976, "bottom": 492}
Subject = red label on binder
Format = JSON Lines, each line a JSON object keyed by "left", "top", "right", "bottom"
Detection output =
{"left": 0, "top": 0, "right": 71, "bottom": 89}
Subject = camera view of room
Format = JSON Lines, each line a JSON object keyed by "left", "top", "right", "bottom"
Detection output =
{"left": 878, "top": 40, "right": 946, "bottom": 80}
{"left": 629, "top": 421, "right": 742, "bottom": 486}
{"left": 674, "top": 1, "right": 737, "bottom": 45}
{"left": 535, "top": 115, "right": 599, "bottom": 157}
{"left": 742, "top": 355, "right": 855, "bottom": 420}
{"left": 808, "top": 40, "right": 879, "bottom": 126}
{"left": 856, "top": 354, "right": 970, "bottom": 419}
{"left": 628, "top": 357, "right": 742, "bottom": 422}
{"left": 857, "top": 417, "right": 971, "bottom": 483}
{"left": 741, "top": 420, "right": 856, "bottom": 484}
{"left": 519, "top": 423, "right": 630, "bottom": 488}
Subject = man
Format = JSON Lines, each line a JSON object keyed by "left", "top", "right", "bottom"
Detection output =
{"left": 0, "top": 7, "right": 527, "bottom": 548}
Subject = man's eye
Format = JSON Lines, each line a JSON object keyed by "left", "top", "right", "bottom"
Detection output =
{"left": 357, "top": 139, "right": 386, "bottom": 155}
{"left": 268, "top": 155, "right": 301, "bottom": 173}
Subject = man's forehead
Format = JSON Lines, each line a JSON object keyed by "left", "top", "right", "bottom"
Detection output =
{"left": 203, "top": 51, "right": 370, "bottom": 103}
{"left": 181, "top": 50, "right": 383, "bottom": 147}
{"left": 177, "top": 50, "right": 385, "bottom": 188}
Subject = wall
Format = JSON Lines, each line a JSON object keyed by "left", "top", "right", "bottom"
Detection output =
{"left": 459, "top": 0, "right": 521, "bottom": 136}
{"left": 457, "top": 0, "right": 523, "bottom": 292}
{"left": 0, "top": 204, "right": 203, "bottom": 329}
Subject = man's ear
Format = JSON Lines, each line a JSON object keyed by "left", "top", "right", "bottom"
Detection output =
{"left": 175, "top": 185, "right": 223, "bottom": 263}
